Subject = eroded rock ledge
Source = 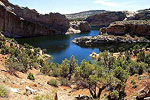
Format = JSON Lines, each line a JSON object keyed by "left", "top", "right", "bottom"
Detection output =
{"left": 100, "top": 20, "right": 150, "bottom": 36}
{"left": 72, "top": 35, "right": 150, "bottom": 47}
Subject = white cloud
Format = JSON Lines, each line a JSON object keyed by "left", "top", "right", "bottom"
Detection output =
{"left": 93, "top": 0, "right": 146, "bottom": 8}
{"left": 94, "top": 0, "right": 118, "bottom": 7}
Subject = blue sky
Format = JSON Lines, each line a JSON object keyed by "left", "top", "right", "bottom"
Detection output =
{"left": 9, "top": 0, "right": 150, "bottom": 14}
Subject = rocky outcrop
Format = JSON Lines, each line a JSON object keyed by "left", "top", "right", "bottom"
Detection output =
{"left": 0, "top": 0, "right": 69, "bottom": 37}
{"left": 65, "top": 27, "right": 81, "bottom": 34}
{"left": 100, "top": 20, "right": 150, "bottom": 36}
{"left": 85, "top": 11, "right": 126, "bottom": 27}
{"left": 70, "top": 21, "right": 91, "bottom": 32}
{"left": 65, "top": 10, "right": 107, "bottom": 20}
{"left": 66, "top": 21, "right": 91, "bottom": 34}
{"left": 136, "top": 85, "right": 150, "bottom": 99}
{"left": 128, "top": 8, "right": 150, "bottom": 20}
{"left": 72, "top": 35, "right": 150, "bottom": 47}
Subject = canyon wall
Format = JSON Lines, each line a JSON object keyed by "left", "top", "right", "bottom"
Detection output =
{"left": 128, "top": 8, "right": 150, "bottom": 20}
{"left": 85, "top": 11, "right": 126, "bottom": 27}
{"left": 0, "top": 0, "right": 69, "bottom": 37}
{"left": 100, "top": 20, "right": 150, "bottom": 36}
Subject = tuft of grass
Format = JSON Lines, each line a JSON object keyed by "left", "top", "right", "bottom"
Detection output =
{"left": 0, "top": 85, "right": 9, "bottom": 98}
{"left": 47, "top": 79, "right": 58, "bottom": 87}
{"left": 34, "top": 95, "right": 43, "bottom": 100}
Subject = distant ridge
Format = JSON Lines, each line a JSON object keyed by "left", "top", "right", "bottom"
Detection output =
{"left": 65, "top": 10, "right": 108, "bottom": 20}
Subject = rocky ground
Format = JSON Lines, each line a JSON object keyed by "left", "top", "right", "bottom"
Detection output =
{"left": 1, "top": 52, "right": 150, "bottom": 100}
{"left": 72, "top": 35, "right": 150, "bottom": 47}
{"left": 0, "top": 60, "right": 90, "bottom": 100}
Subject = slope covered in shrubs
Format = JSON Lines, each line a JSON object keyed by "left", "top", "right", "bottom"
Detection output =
{"left": 0, "top": 32, "right": 51, "bottom": 74}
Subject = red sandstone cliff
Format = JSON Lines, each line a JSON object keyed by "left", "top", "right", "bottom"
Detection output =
{"left": 85, "top": 11, "right": 126, "bottom": 27}
{"left": 0, "top": 0, "right": 69, "bottom": 37}
{"left": 100, "top": 20, "right": 150, "bottom": 36}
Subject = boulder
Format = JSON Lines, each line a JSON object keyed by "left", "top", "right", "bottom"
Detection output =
{"left": 65, "top": 27, "right": 81, "bottom": 34}
{"left": 136, "top": 84, "right": 150, "bottom": 99}
{"left": 25, "top": 86, "right": 37, "bottom": 95}
{"left": 85, "top": 11, "right": 126, "bottom": 27}
{"left": 10, "top": 88, "right": 19, "bottom": 93}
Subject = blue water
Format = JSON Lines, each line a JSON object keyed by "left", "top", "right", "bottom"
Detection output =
{"left": 16, "top": 30, "right": 100, "bottom": 64}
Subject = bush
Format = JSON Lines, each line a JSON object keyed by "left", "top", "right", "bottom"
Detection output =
{"left": 34, "top": 95, "right": 43, "bottom": 100}
{"left": 47, "top": 79, "right": 58, "bottom": 87}
{"left": 60, "top": 79, "right": 71, "bottom": 87}
{"left": 131, "top": 79, "right": 137, "bottom": 89}
{"left": 0, "top": 85, "right": 9, "bottom": 98}
{"left": 110, "top": 90, "right": 119, "bottom": 100}
{"left": 34, "top": 94, "right": 54, "bottom": 100}
{"left": 5, "top": 59, "right": 26, "bottom": 74}
{"left": 59, "top": 59, "right": 70, "bottom": 78}
{"left": 128, "top": 62, "right": 147, "bottom": 75}
{"left": 27, "top": 73, "right": 35, "bottom": 80}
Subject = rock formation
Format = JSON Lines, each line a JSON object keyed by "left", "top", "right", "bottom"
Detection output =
{"left": 0, "top": 0, "right": 69, "bottom": 37}
{"left": 100, "top": 20, "right": 150, "bottom": 36}
{"left": 85, "top": 11, "right": 126, "bottom": 27}
{"left": 65, "top": 10, "right": 107, "bottom": 20}
{"left": 128, "top": 8, "right": 150, "bottom": 20}
{"left": 66, "top": 21, "right": 91, "bottom": 34}
{"left": 70, "top": 21, "right": 91, "bottom": 32}
{"left": 72, "top": 35, "right": 150, "bottom": 47}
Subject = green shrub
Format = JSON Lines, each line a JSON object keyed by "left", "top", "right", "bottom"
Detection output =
{"left": 60, "top": 79, "right": 71, "bottom": 87}
{"left": 110, "top": 90, "right": 119, "bottom": 100}
{"left": 27, "top": 73, "right": 35, "bottom": 80}
{"left": 34, "top": 95, "right": 43, "bottom": 100}
{"left": 34, "top": 94, "right": 55, "bottom": 100}
{"left": 131, "top": 79, "right": 137, "bottom": 89}
{"left": 133, "top": 84, "right": 137, "bottom": 89}
{"left": 128, "top": 62, "right": 147, "bottom": 75}
{"left": 0, "top": 85, "right": 9, "bottom": 98}
{"left": 5, "top": 59, "right": 25, "bottom": 74}
{"left": 47, "top": 79, "right": 58, "bottom": 87}
{"left": 138, "top": 76, "right": 142, "bottom": 80}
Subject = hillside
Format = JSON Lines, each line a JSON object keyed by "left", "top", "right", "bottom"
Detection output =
{"left": 65, "top": 10, "right": 108, "bottom": 20}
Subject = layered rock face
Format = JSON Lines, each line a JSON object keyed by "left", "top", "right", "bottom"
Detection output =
{"left": 0, "top": 0, "right": 69, "bottom": 37}
{"left": 100, "top": 20, "right": 150, "bottom": 36}
{"left": 70, "top": 21, "right": 91, "bottom": 32}
{"left": 85, "top": 11, "right": 126, "bottom": 27}
{"left": 65, "top": 10, "right": 107, "bottom": 20}
{"left": 72, "top": 35, "right": 150, "bottom": 47}
{"left": 66, "top": 21, "right": 91, "bottom": 34}
{"left": 128, "top": 8, "right": 150, "bottom": 20}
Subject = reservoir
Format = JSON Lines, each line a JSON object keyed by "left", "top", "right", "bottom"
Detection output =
{"left": 16, "top": 30, "right": 100, "bottom": 64}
